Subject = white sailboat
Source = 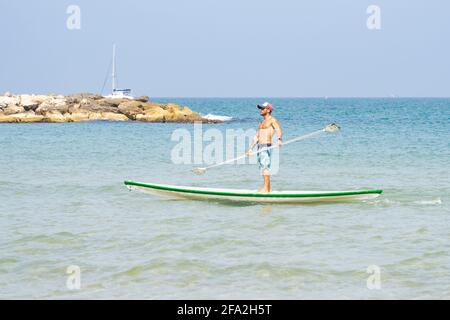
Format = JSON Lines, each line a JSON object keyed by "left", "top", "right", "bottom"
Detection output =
{"left": 105, "top": 44, "right": 134, "bottom": 99}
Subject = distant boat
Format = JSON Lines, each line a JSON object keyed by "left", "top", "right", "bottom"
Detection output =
{"left": 104, "top": 44, "right": 134, "bottom": 99}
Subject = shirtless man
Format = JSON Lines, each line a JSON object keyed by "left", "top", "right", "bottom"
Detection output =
{"left": 246, "top": 102, "right": 283, "bottom": 193}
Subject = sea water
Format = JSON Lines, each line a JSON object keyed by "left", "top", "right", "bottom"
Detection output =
{"left": 0, "top": 98, "right": 449, "bottom": 299}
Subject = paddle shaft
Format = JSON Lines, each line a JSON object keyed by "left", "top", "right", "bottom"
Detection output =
{"left": 199, "top": 127, "right": 326, "bottom": 171}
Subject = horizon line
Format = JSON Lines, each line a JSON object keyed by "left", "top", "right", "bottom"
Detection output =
{"left": 3, "top": 92, "right": 450, "bottom": 99}
{"left": 151, "top": 96, "right": 450, "bottom": 99}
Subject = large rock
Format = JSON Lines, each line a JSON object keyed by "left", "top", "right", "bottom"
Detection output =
{"left": 135, "top": 96, "right": 149, "bottom": 102}
{"left": 135, "top": 114, "right": 161, "bottom": 122}
{"left": 97, "top": 98, "right": 129, "bottom": 107}
{"left": 68, "top": 103, "right": 81, "bottom": 113}
{"left": 101, "top": 112, "right": 129, "bottom": 121}
{"left": 28, "top": 95, "right": 53, "bottom": 104}
{"left": 68, "top": 93, "right": 104, "bottom": 101}
{"left": 176, "top": 106, "right": 203, "bottom": 121}
{"left": 3, "top": 105, "right": 25, "bottom": 115}
{"left": 163, "top": 103, "right": 182, "bottom": 111}
{"left": 79, "top": 103, "right": 119, "bottom": 114}
{"left": 79, "top": 98, "right": 95, "bottom": 107}
{"left": 87, "top": 112, "right": 129, "bottom": 121}
{"left": 7, "top": 111, "right": 44, "bottom": 123}
{"left": 68, "top": 111, "right": 90, "bottom": 122}
{"left": 19, "top": 95, "right": 40, "bottom": 111}
{"left": 43, "top": 111, "right": 68, "bottom": 122}
{"left": 164, "top": 110, "right": 189, "bottom": 122}
{"left": 136, "top": 107, "right": 168, "bottom": 122}
{"left": 66, "top": 94, "right": 103, "bottom": 106}
{"left": 72, "top": 98, "right": 117, "bottom": 113}
{"left": 118, "top": 101, "right": 143, "bottom": 119}
{"left": 164, "top": 105, "right": 203, "bottom": 122}
{"left": 0, "top": 96, "right": 19, "bottom": 107}
{"left": 142, "top": 102, "right": 164, "bottom": 110}
{"left": 35, "top": 98, "right": 69, "bottom": 114}
{"left": 136, "top": 103, "right": 204, "bottom": 122}
{"left": 87, "top": 112, "right": 103, "bottom": 121}
{"left": 0, "top": 114, "right": 13, "bottom": 122}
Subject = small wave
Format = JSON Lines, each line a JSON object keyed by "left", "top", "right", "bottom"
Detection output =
{"left": 201, "top": 114, "right": 233, "bottom": 122}
{"left": 367, "top": 197, "right": 443, "bottom": 206}
{"left": 414, "top": 198, "right": 442, "bottom": 205}
{"left": 365, "top": 198, "right": 397, "bottom": 206}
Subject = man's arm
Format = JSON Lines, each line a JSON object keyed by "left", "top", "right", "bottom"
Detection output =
{"left": 272, "top": 119, "right": 283, "bottom": 146}
{"left": 246, "top": 132, "right": 259, "bottom": 156}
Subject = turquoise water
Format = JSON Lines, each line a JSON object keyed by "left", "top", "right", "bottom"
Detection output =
{"left": 0, "top": 98, "right": 449, "bottom": 299}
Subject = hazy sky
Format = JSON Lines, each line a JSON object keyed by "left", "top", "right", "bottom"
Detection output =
{"left": 1, "top": 0, "right": 449, "bottom": 97}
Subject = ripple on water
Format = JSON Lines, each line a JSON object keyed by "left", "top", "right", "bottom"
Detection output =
{"left": 413, "top": 198, "right": 442, "bottom": 205}
{"left": 181, "top": 237, "right": 257, "bottom": 253}
{"left": 14, "top": 232, "right": 82, "bottom": 245}
{"left": 110, "top": 258, "right": 211, "bottom": 284}
{"left": 0, "top": 257, "right": 19, "bottom": 265}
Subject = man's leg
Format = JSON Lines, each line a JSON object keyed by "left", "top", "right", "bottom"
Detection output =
{"left": 257, "top": 147, "right": 272, "bottom": 193}
{"left": 263, "top": 171, "right": 271, "bottom": 193}
{"left": 258, "top": 169, "right": 271, "bottom": 193}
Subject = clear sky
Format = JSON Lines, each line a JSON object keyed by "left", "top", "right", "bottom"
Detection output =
{"left": 1, "top": 0, "right": 449, "bottom": 97}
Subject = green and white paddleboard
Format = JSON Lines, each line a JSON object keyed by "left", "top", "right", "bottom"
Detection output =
{"left": 124, "top": 180, "right": 383, "bottom": 203}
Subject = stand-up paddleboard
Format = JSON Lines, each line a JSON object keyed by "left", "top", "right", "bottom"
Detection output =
{"left": 124, "top": 180, "right": 383, "bottom": 203}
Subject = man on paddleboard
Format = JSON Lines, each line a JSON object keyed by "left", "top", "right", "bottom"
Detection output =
{"left": 246, "top": 102, "right": 283, "bottom": 193}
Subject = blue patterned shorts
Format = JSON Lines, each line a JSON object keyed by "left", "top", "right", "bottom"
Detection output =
{"left": 257, "top": 144, "right": 272, "bottom": 172}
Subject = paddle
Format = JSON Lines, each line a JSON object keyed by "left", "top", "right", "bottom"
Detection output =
{"left": 192, "top": 123, "right": 340, "bottom": 175}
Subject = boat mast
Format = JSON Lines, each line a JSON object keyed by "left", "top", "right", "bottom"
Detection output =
{"left": 112, "top": 44, "right": 116, "bottom": 93}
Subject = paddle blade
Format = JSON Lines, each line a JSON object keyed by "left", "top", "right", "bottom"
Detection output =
{"left": 324, "top": 123, "right": 340, "bottom": 132}
{"left": 192, "top": 167, "right": 207, "bottom": 175}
